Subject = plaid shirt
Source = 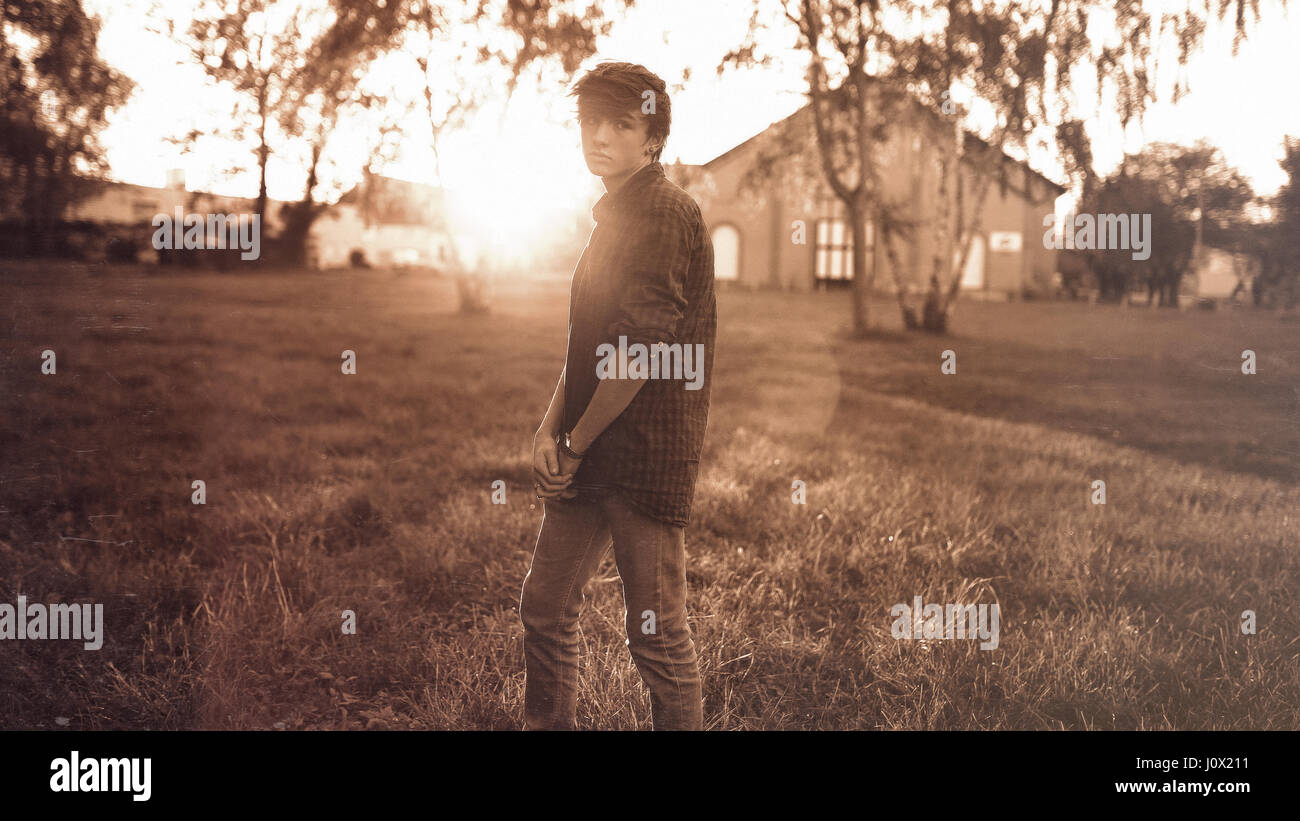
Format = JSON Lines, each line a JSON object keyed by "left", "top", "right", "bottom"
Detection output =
{"left": 562, "top": 161, "right": 717, "bottom": 527}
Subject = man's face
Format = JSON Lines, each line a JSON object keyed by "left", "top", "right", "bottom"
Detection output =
{"left": 580, "top": 106, "right": 657, "bottom": 178}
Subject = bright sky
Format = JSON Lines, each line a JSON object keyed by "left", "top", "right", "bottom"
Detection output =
{"left": 85, "top": 0, "right": 1300, "bottom": 226}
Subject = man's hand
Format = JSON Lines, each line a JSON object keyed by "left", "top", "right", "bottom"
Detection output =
{"left": 549, "top": 438, "right": 586, "bottom": 500}
{"left": 555, "top": 485, "right": 579, "bottom": 500}
{"left": 533, "top": 429, "right": 575, "bottom": 500}
{"left": 556, "top": 448, "right": 583, "bottom": 478}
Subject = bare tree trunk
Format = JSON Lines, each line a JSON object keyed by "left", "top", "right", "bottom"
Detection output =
{"left": 941, "top": 154, "right": 999, "bottom": 311}
{"left": 281, "top": 136, "right": 323, "bottom": 267}
{"left": 1163, "top": 276, "right": 1180, "bottom": 308}
{"left": 926, "top": 118, "right": 957, "bottom": 320}
{"left": 255, "top": 80, "right": 269, "bottom": 222}
{"left": 882, "top": 225, "right": 919, "bottom": 329}
{"left": 455, "top": 263, "right": 491, "bottom": 314}
{"left": 849, "top": 201, "right": 871, "bottom": 334}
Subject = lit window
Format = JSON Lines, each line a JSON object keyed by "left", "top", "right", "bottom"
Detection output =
{"left": 814, "top": 217, "right": 873, "bottom": 281}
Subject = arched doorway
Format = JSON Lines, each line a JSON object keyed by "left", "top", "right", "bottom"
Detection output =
{"left": 712, "top": 224, "right": 740, "bottom": 282}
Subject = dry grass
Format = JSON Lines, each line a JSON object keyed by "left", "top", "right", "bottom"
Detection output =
{"left": 1, "top": 261, "right": 1296, "bottom": 729}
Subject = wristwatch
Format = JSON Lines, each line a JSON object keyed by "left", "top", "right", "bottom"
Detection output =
{"left": 558, "top": 431, "right": 586, "bottom": 460}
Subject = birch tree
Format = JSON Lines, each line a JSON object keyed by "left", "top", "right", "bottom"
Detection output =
{"left": 724, "top": 0, "right": 1275, "bottom": 334}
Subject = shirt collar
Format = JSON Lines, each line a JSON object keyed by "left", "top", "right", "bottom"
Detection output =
{"left": 591, "top": 161, "right": 664, "bottom": 223}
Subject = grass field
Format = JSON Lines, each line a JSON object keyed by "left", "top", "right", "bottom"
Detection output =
{"left": 1, "top": 261, "right": 1297, "bottom": 729}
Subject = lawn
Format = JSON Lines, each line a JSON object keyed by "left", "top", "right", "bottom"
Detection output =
{"left": 1, "top": 261, "right": 1297, "bottom": 729}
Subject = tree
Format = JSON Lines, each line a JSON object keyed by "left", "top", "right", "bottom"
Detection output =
{"left": 0, "top": 0, "right": 133, "bottom": 254}
{"left": 723, "top": 0, "right": 1274, "bottom": 334}
{"left": 1080, "top": 141, "right": 1253, "bottom": 307}
{"left": 175, "top": 0, "right": 312, "bottom": 225}
{"left": 1248, "top": 137, "right": 1300, "bottom": 309}
{"left": 326, "top": 0, "right": 632, "bottom": 313}
{"left": 1275, "top": 137, "right": 1300, "bottom": 309}
{"left": 170, "top": 0, "right": 631, "bottom": 273}
{"left": 168, "top": 0, "right": 412, "bottom": 261}
{"left": 1081, "top": 170, "right": 1190, "bottom": 305}
{"left": 274, "top": 2, "right": 405, "bottom": 266}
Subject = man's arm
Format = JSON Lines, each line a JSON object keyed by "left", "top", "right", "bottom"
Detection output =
{"left": 538, "top": 367, "right": 566, "bottom": 440}
{"left": 567, "top": 376, "right": 647, "bottom": 455}
{"left": 555, "top": 375, "right": 649, "bottom": 481}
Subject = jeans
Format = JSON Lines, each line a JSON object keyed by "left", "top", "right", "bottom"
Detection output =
{"left": 519, "top": 487, "right": 703, "bottom": 730}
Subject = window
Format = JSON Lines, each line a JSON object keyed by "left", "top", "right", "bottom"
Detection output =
{"left": 815, "top": 217, "right": 873, "bottom": 281}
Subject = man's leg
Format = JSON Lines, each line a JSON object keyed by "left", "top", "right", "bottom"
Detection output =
{"left": 519, "top": 494, "right": 612, "bottom": 730}
{"left": 604, "top": 493, "right": 703, "bottom": 730}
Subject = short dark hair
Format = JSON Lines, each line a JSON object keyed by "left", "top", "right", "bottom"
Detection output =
{"left": 568, "top": 62, "right": 671, "bottom": 163}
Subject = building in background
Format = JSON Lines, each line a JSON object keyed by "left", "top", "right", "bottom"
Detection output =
{"left": 310, "top": 175, "right": 455, "bottom": 270}
{"left": 66, "top": 170, "right": 456, "bottom": 270}
{"left": 668, "top": 102, "right": 1065, "bottom": 298}
{"left": 1187, "top": 244, "right": 1257, "bottom": 303}
{"left": 66, "top": 171, "right": 270, "bottom": 263}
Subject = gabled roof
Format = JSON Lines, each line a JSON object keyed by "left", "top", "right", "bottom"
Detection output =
{"left": 72, "top": 177, "right": 271, "bottom": 207}
{"left": 701, "top": 106, "right": 803, "bottom": 170}
{"left": 702, "top": 97, "right": 1067, "bottom": 199}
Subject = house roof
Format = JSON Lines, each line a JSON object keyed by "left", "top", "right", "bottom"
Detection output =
{"left": 72, "top": 177, "right": 269, "bottom": 205}
{"left": 60, "top": 177, "right": 292, "bottom": 225}
{"left": 701, "top": 97, "right": 1067, "bottom": 199}
{"left": 336, "top": 175, "right": 447, "bottom": 227}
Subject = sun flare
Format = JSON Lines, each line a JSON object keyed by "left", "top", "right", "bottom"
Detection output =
{"left": 439, "top": 96, "right": 598, "bottom": 273}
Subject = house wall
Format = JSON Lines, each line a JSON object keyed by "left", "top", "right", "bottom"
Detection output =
{"left": 66, "top": 180, "right": 453, "bottom": 270}
{"left": 307, "top": 204, "right": 454, "bottom": 269}
{"left": 308, "top": 206, "right": 367, "bottom": 268}
{"left": 70, "top": 184, "right": 186, "bottom": 224}
{"left": 686, "top": 149, "right": 771, "bottom": 289}
{"left": 69, "top": 184, "right": 267, "bottom": 227}
{"left": 66, "top": 182, "right": 289, "bottom": 263}
{"left": 1189, "top": 246, "right": 1256, "bottom": 299}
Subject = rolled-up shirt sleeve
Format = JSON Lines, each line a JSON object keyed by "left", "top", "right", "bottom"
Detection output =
{"left": 607, "top": 203, "right": 693, "bottom": 348}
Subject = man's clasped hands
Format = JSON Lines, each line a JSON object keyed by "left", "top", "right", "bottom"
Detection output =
{"left": 532, "top": 428, "right": 582, "bottom": 500}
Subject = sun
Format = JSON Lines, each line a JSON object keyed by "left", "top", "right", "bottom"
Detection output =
{"left": 439, "top": 98, "right": 596, "bottom": 274}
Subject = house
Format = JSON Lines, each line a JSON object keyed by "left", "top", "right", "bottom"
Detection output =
{"left": 67, "top": 169, "right": 196, "bottom": 228}
{"left": 65, "top": 170, "right": 456, "bottom": 269}
{"left": 65, "top": 170, "right": 275, "bottom": 262}
{"left": 1186, "top": 244, "right": 1256, "bottom": 303}
{"left": 309, "top": 174, "right": 456, "bottom": 270}
{"left": 667, "top": 100, "right": 1065, "bottom": 297}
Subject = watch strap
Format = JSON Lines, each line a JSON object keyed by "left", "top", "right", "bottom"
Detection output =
{"left": 558, "top": 432, "right": 586, "bottom": 459}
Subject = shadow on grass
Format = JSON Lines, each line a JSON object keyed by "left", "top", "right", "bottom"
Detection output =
{"left": 826, "top": 328, "right": 1299, "bottom": 485}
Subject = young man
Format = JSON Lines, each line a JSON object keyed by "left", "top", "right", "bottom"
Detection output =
{"left": 519, "top": 62, "right": 716, "bottom": 731}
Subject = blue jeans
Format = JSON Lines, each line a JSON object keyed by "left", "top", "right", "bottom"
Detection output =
{"left": 519, "top": 488, "right": 703, "bottom": 730}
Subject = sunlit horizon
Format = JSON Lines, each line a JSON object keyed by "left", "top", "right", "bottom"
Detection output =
{"left": 86, "top": 0, "right": 1300, "bottom": 226}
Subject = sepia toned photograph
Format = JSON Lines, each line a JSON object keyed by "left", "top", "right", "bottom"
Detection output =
{"left": 1, "top": 0, "right": 1296, "bottom": 779}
